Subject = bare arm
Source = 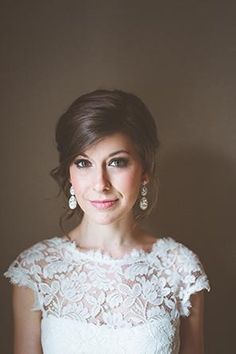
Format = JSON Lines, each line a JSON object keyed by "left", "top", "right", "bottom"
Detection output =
{"left": 13, "top": 285, "right": 43, "bottom": 354}
{"left": 179, "top": 290, "right": 205, "bottom": 354}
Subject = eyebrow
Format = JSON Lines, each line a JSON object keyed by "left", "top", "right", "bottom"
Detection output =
{"left": 108, "top": 150, "right": 130, "bottom": 157}
{"left": 78, "top": 150, "right": 130, "bottom": 158}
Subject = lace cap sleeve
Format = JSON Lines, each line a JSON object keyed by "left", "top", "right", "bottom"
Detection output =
{"left": 4, "top": 240, "right": 48, "bottom": 311}
{"left": 174, "top": 242, "right": 210, "bottom": 317}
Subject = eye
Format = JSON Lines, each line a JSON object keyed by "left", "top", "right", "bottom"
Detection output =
{"left": 74, "top": 159, "right": 91, "bottom": 168}
{"left": 109, "top": 157, "right": 129, "bottom": 168}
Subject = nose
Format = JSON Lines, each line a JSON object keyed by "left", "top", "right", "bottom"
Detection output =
{"left": 92, "top": 166, "right": 111, "bottom": 192}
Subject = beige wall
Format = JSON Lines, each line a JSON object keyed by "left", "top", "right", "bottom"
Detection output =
{"left": 1, "top": 1, "right": 235, "bottom": 353}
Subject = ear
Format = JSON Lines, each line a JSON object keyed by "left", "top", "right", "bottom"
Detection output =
{"left": 142, "top": 171, "right": 149, "bottom": 185}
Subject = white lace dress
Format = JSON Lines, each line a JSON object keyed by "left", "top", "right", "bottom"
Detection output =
{"left": 4, "top": 236, "right": 210, "bottom": 354}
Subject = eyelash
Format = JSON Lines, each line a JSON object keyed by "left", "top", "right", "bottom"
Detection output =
{"left": 109, "top": 158, "right": 129, "bottom": 168}
{"left": 74, "top": 158, "right": 129, "bottom": 169}
{"left": 74, "top": 159, "right": 91, "bottom": 168}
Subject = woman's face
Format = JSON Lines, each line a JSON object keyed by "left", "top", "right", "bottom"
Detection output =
{"left": 69, "top": 132, "right": 148, "bottom": 225}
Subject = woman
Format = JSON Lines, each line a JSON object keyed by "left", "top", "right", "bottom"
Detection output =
{"left": 5, "top": 89, "right": 210, "bottom": 354}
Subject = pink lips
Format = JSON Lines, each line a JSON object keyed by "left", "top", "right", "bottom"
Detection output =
{"left": 90, "top": 199, "right": 118, "bottom": 210}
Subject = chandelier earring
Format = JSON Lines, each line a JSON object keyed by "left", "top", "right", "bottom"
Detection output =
{"left": 68, "top": 185, "right": 77, "bottom": 210}
{"left": 139, "top": 184, "right": 148, "bottom": 211}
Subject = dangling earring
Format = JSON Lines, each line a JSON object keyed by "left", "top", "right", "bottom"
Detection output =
{"left": 139, "top": 184, "right": 148, "bottom": 210}
{"left": 68, "top": 185, "right": 77, "bottom": 210}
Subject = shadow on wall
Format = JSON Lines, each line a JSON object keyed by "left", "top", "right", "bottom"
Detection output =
{"left": 145, "top": 145, "right": 236, "bottom": 354}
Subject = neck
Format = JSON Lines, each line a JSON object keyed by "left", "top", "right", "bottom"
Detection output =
{"left": 69, "top": 215, "right": 142, "bottom": 250}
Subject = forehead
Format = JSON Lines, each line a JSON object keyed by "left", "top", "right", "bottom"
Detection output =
{"left": 82, "top": 132, "right": 138, "bottom": 156}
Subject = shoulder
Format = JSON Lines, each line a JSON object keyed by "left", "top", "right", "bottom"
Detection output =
{"left": 155, "top": 236, "right": 210, "bottom": 290}
{"left": 158, "top": 237, "right": 210, "bottom": 316}
{"left": 5, "top": 237, "right": 72, "bottom": 312}
{"left": 4, "top": 237, "right": 65, "bottom": 288}
{"left": 158, "top": 236, "right": 201, "bottom": 263}
{"left": 11, "top": 236, "right": 64, "bottom": 264}
{"left": 145, "top": 233, "right": 198, "bottom": 259}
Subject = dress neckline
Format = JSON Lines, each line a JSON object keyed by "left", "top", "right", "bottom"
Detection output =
{"left": 61, "top": 236, "right": 170, "bottom": 263}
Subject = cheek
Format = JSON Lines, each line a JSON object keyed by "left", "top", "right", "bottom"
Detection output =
{"left": 116, "top": 170, "right": 142, "bottom": 194}
{"left": 71, "top": 180, "right": 88, "bottom": 195}
{"left": 69, "top": 168, "right": 87, "bottom": 194}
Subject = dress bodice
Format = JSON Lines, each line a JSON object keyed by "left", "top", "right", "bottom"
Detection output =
{"left": 5, "top": 236, "right": 210, "bottom": 354}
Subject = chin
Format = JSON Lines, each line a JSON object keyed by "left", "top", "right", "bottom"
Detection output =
{"left": 90, "top": 210, "right": 131, "bottom": 225}
{"left": 92, "top": 216, "right": 119, "bottom": 225}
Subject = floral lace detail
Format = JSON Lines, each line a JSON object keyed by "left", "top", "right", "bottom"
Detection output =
{"left": 4, "top": 236, "right": 210, "bottom": 327}
{"left": 5, "top": 236, "right": 210, "bottom": 353}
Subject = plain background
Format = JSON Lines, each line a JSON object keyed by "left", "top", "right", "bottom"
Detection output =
{"left": 1, "top": 1, "right": 235, "bottom": 353}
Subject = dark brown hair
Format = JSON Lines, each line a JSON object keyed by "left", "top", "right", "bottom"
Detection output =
{"left": 51, "top": 89, "right": 160, "bottom": 226}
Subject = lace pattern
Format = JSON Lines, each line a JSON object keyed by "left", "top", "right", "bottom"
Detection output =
{"left": 4, "top": 236, "right": 210, "bottom": 326}
{"left": 5, "top": 236, "right": 210, "bottom": 353}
